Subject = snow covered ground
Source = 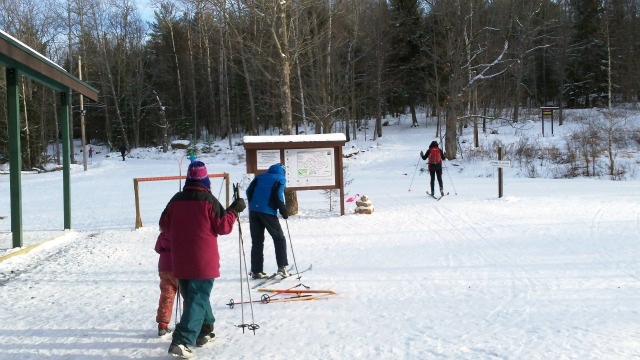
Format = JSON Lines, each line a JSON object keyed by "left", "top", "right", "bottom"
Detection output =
{"left": 1, "top": 115, "right": 639, "bottom": 359}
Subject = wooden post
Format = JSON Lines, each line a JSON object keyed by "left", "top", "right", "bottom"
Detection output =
{"left": 134, "top": 179, "right": 142, "bottom": 229}
{"left": 498, "top": 146, "right": 503, "bottom": 198}
{"left": 540, "top": 107, "right": 558, "bottom": 137}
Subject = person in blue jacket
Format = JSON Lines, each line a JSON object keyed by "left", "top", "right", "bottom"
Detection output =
{"left": 246, "top": 163, "right": 290, "bottom": 279}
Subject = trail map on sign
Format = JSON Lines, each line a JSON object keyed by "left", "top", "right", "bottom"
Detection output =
{"left": 284, "top": 148, "right": 335, "bottom": 187}
{"left": 256, "top": 150, "right": 281, "bottom": 170}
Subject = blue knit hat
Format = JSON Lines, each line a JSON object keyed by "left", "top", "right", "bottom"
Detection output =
{"left": 185, "top": 161, "right": 211, "bottom": 190}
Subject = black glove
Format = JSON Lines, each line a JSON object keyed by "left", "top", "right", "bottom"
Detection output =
{"left": 280, "top": 208, "right": 288, "bottom": 220}
{"left": 228, "top": 198, "right": 246, "bottom": 214}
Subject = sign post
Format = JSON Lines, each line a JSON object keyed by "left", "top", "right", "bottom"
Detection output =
{"left": 540, "top": 106, "right": 559, "bottom": 137}
{"left": 491, "top": 147, "right": 511, "bottom": 198}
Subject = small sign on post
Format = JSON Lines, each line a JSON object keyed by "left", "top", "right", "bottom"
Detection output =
{"left": 489, "top": 160, "right": 511, "bottom": 167}
{"left": 496, "top": 147, "right": 507, "bottom": 198}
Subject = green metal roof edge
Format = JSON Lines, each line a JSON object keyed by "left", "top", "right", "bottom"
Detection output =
{"left": 0, "top": 29, "right": 98, "bottom": 100}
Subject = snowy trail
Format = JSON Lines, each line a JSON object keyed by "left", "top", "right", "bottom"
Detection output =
{"left": 2, "top": 121, "right": 640, "bottom": 358}
{"left": 2, "top": 180, "right": 640, "bottom": 359}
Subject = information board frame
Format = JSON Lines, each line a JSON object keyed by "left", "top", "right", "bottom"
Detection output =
{"left": 243, "top": 134, "right": 347, "bottom": 214}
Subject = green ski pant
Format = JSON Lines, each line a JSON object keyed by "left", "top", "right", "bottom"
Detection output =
{"left": 172, "top": 278, "right": 215, "bottom": 346}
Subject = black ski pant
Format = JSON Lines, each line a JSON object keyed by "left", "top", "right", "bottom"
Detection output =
{"left": 429, "top": 163, "right": 443, "bottom": 194}
{"left": 249, "top": 211, "right": 288, "bottom": 273}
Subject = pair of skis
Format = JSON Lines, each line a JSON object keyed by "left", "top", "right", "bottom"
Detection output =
{"left": 226, "top": 288, "right": 336, "bottom": 308}
{"left": 428, "top": 191, "right": 449, "bottom": 201}
{"left": 227, "top": 264, "right": 336, "bottom": 307}
{"left": 251, "top": 264, "right": 312, "bottom": 289}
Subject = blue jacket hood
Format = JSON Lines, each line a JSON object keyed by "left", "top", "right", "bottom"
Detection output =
{"left": 268, "top": 163, "right": 286, "bottom": 176}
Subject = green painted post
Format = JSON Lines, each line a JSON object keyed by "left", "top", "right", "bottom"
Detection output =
{"left": 7, "top": 68, "right": 23, "bottom": 248}
{"left": 60, "top": 91, "right": 72, "bottom": 229}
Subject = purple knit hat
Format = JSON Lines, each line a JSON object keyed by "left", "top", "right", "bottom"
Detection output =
{"left": 186, "top": 160, "right": 211, "bottom": 189}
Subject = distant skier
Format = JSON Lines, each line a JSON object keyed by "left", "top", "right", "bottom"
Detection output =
{"left": 119, "top": 144, "right": 127, "bottom": 161}
{"left": 420, "top": 140, "right": 445, "bottom": 196}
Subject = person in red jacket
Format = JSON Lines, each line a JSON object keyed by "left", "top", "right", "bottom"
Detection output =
{"left": 154, "top": 230, "right": 178, "bottom": 337}
{"left": 159, "top": 161, "right": 246, "bottom": 359}
{"left": 420, "top": 140, "right": 445, "bottom": 196}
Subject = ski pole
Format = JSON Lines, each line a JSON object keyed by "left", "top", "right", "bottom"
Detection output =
{"left": 232, "top": 183, "right": 259, "bottom": 334}
{"left": 444, "top": 163, "right": 457, "bottom": 195}
{"left": 408, "top": 156, "right": 421, "bottom": 191}
{"left": 228, "top": 283, "right": 309, "bottom": 308}
{"left": 284, "top": 219, "right": 308, "bottom": 288}
{"left": 176, "top": 155, "right": 185, "bottom": 191}
{"left": 174, "top": 284, "right": 181, "bottom": 327}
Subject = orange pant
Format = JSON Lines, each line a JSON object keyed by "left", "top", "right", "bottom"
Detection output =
{"left": 156, "top": 271, "right": 179, "bottom": 325}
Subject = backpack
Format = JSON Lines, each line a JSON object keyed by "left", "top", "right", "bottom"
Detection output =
{"left": 428, "top": 148, "right": 441, "bottom": 164}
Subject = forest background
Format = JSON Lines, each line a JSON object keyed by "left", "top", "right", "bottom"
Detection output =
{"left": 0, "top": 0, "right": 638, "bottom": 179}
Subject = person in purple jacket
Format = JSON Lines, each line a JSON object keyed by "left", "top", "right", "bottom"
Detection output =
{"left": 155, "top": 230, "right": 178, "bottom": 337}
{"left": 159, "top": 161, "right": 246, "bottom": 359}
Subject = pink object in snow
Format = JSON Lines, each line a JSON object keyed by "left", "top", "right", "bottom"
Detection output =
{"left": 346, "top": 194, "right": 360, "bottom": 203}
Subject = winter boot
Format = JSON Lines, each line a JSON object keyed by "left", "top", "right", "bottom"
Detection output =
{"left": 158, "top": 323, "right": 172, "bottom": 336}
{"left": 440, "top": 188, "right": 445, "bottom": 196}
{"left": 196, "top": 332, "right": 215, "bottom": 347}
{"left": 251, "top": 272, "right": 269, "bottom": 279}
{"left": 196, "top": 323, "right": 215, "bottom": 347}
{"left": 277, "top": 266, "right": 291, "bottom": 278}
{"left": 168, "top": 342, "right": 195, "bottom": 359}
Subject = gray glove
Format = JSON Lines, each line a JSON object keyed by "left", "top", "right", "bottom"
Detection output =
{"left": 228, "top": 198, "right": 246, "bottom": 214}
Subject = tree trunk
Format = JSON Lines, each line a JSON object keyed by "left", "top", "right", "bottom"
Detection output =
{"left": 444, "top": 100, "right": 459, "bottom": 160}
{"left": 239, "top": 40, "right": 258, "bottom": 135}
{"left": 52, "top": 90, "right": 60, "bottom": 164}
{"left": 219, "top": 15, "right": 228, "bottom": 140}
{"left": 295, "top": 55, "right": 308, "bottom": 135}
{"left": 605, "top": 2, "right": 615, "bottom": 177}
{"left": 410, "top": 98, "right": 418, "bottom": 127}
{"left": 201, "top": 17, "right": 217, "bottom": 138}
{"left": 167, "top": 19, "right": 185, "bottom": 119}
{"left": 187, "top": 21, "right": 198, "bottom": 143}
{"left": 154, "top": 90, "right": 169, "bottom": 153}
{"left": 21, "top": 79, "right": 31, "bottom": 169}
{"left": 99, "top": 31, "right": 128, "bottom": 149}
{"left": 67, "top": 3, "right": 75, "bottom": 164}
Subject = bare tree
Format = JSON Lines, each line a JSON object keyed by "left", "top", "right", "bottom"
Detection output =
{"left": 156, "top": 2, "right": 186, "bottom": 119}
{"left": 153, "top": 90, "right": 170, "bottom": 153}
{"left": 426, "top": 0, "right": 512, "bottom": 159}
